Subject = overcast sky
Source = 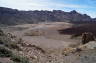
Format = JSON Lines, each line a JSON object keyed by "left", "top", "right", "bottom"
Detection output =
{"left": 0, "top": 0, "right": 96, "bottom": 18}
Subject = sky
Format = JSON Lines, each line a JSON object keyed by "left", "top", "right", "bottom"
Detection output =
{"left": 0, "top": 0, "right": 96, "bottom": 18}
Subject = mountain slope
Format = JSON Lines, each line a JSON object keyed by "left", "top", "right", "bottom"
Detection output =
{"left": 0, "top": 7, "right": 94, "bottom": 25}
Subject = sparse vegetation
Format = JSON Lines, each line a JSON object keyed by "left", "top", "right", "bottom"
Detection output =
{"left": 6, "top": 42, "right": 22, "bottom": 51}
{"left": 0, "top": 39, "right": 4, "bottom": 44}
{"left": 0, "top": 29, "right": 4, "bottom": 36}
{"left": 11, "top": 54, "right": 29, "bottom": 63}
{"left": 24, "top": 30, "right": 42, "bottom": 36}
{"left": 0, "top": 32, "right": 28, "bottom": 62}
{"left": 0, "top": 31, "right": 9, "bottom": 45}
{"left": 18, "top": 38, "right": 23, "bottom": 44}
{"left": 0, "top": 36, "right": 21, "bottom": 50}
{"left": 0, "top": 46, "right": 29, "bottom": 63}
{"left": 26, "top": 44, "right": 45, "bottom": 53}
{"left": 0, "top": 29, "right": 21, "bottom": 51}
{"left": 0, "top": 46, "right": 12, "bottom": 57}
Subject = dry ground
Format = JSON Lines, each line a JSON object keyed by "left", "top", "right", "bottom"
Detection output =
{"left": 1, "top": 22, "right": 96, "bottom": 63}
{"left": 2, "top": 22, "right": 81, "bottom": 50}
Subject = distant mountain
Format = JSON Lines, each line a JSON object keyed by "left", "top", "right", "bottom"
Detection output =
{"left": 0, "top": 7, "right": 95, "bottom": 25}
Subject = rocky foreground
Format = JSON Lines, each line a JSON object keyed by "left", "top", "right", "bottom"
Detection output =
{"left": 18, "top": 41, "right": 96, "bottom": 63}
{"left": 0, "top": 31, "right": 96, "bottom": 63}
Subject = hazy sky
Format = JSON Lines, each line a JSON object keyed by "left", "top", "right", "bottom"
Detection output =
{"left": 0, "top": 0, "right": 96, "bottom": 18}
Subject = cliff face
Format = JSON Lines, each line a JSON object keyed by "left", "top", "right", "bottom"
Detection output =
{"left": 0, "top": 7, "right": 94, "bottom": 25}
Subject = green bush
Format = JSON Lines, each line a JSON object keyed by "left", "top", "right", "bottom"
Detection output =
{"left": 0, "top": 46, "right": 12, "bottom": 57}
{"left": 0, "top": 36, "right": 6, "bottom": 45}
{"left": 11, "top": 54, "right": 29, "bottom": 63}
{"left": 5, "top": 42, "right": 22, "bottom": 51}
{"left": 0, "top": 29, "right": 4, "bottom": 36}
{"left": 0, "top": 35, "right": 21, "bottom": 51}
{"left": 0, "top": 35, "right": 11, "bottom": 45}
{"left": 10, "top": 43, "right": 19, "bottom": 49}
{"left": 0, "top": 39, "right": 4, "bottom": 44}
{"left": 17, "top": 38, "right": 23, "bottom": 44}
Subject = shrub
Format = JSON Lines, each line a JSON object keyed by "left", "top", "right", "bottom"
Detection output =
{"left": 27, "top": 44, "right": 45, "bottom": 53}
{"left": 24, "top": 30, "right": 43, "bottom": 36}
{"left": 0, "top": 36, "right": 8, "bottom": 45}
{"left": 5, "top": 42, "right": 22, "bottom": 51}
{"left": 11, "top": 54, "right": 29, "bottom": 63}
{"left": 0, "top": 29, "right": 4, "bottom": 36}
{"left": 0, "top": 35, "right": 21, "bottom": 50}
{"left": 0, "top": 35, "right": 11, "bottom": 45}
{"left": 0, "top": 39, "right": 4, "bottom": 44}
{"left": 18, "top": 38, "right": 23, "bottom": 44}
{"left": 10, "top": 43, "right": 19, "bottom": 49}
{"left": 0, "top": 46, "right": 12, "bottom": 57}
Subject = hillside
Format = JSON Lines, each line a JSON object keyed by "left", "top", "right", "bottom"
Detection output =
{"left": 0, "top": 7, "right": 94, "bottom": 25}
